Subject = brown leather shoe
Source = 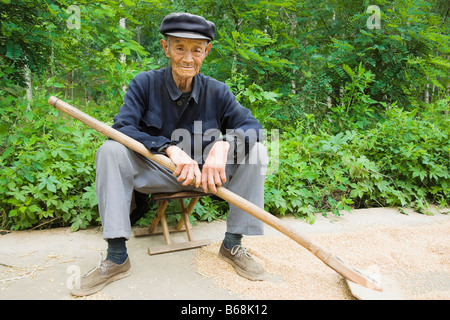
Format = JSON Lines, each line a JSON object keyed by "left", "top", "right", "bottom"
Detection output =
{"left": 219, "top": 243, "right": 265, "bottom": 281}
{"left": 70, "top": 257, "right": 131, "bottom": 297}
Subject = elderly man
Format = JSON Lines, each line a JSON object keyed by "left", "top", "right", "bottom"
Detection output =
{"left": 71, "top": 12, "right": 268, "bottom": 297}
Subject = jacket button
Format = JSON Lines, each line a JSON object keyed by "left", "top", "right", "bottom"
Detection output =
{"left": 176, "top": 100, "right": 183, "bottom": 106}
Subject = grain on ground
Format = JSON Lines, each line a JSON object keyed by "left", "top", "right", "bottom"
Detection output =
{"left": 195, "top": 221, "right": 450, "bottom": 300}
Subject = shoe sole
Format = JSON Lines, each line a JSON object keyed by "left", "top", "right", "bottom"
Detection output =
{"left": 70, "top": 270, "right": 131, "bottom": 297}
{"left": 218, "top": 252, "right": 265, "bottom": 281}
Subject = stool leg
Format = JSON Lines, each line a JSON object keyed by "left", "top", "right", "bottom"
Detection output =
{"left": 156, "top": 200, "right": 171, "bottom": 245}
{"left": 180, "top": 200, "right": 192, "bottom": 241}
{"left": 148, "top": 200, "right": 168, "bottom": 234}
{"left": 177, "top": 197, "right": 199, "bottom": 241}
{"left": 144, "top": 195, "right": 210, "bottom": 255}
{"left": 175, "top": 198, "right": 196, "bottom": 231}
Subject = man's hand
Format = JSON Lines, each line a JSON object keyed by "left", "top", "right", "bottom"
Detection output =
{"left": 166, "top": 145, "right": 202, "bottom": 188}
{"left": 201, "top": 141, "right": 230, "bottom": 193}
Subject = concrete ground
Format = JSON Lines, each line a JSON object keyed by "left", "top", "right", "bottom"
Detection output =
{"left": 0, "top": 206, "right": 449, "bottom": 300}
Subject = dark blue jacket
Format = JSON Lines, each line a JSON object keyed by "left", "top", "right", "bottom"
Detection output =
{"left": 112, "top": 67, "right": 263, "bottom": 164}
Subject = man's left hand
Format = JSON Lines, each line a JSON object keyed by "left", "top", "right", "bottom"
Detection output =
{"left": 201, "top": 141, "right": 230, "bottom": 193}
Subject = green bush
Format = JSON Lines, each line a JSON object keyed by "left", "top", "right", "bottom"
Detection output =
{"left": 363, "top": 100, "right": 450, "bottom": 209}
{"left": 264, "top": 98, "right": 449, "bottom": 222}
{"left": 0, "top": 92, "right": 232, "bottom": 231}
{"left": 1, "top": 0, "right": 449, "bottom": 231}
{"left": 0, "top": 95, "right": 104, "bottom": 230}
{"left": 1, "top": 95, "right": 448, "bottom": 230}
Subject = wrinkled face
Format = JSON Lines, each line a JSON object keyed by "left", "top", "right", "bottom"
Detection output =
{"left": 160, "top": 36, "right": 212, "bottom": 82}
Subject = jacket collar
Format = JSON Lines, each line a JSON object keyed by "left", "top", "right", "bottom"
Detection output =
{"left": 165, "top": 66, "right": 200, "bottom": 104}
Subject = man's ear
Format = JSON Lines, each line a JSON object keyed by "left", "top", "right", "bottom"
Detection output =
{"left": 205, "top": 42, "right": 212, "bottom": 56}
{"left": 160, "top": 38, "right": 170, "bottom": 58}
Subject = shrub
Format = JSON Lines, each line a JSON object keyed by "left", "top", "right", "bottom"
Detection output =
{"left": 1, "top": 92, "right": 447, "bottom": 230}
{"left": 0, "top": 95, "right": 104, "bottom": 230}
{"left": 264, "top": 98, "right": 449, "bottom": 222}
{"left": 363, "top": 100, "right": 450, "bottom": 209}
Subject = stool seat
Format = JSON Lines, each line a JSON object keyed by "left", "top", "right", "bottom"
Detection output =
{"left": 134, "top": 191, "right": 211, "bottom": 255}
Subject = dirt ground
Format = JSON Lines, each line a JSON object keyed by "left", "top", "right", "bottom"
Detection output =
{"left": 0, "top": 206, "right": 449, "bottom": 300}
{"left": 196, "top": 222, "right": 450, "bottom": 300}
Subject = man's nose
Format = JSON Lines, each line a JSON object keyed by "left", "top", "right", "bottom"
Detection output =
{"left": 182, "top": 51, "right": 194, "bottom": 63}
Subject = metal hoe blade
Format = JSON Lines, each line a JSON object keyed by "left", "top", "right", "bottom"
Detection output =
{"left": 345, "top": 268, "right": 404, "bottom": 300}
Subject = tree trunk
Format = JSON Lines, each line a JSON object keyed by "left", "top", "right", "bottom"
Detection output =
{"left": 25, "top": 65, "right": 32, "bottom": 110}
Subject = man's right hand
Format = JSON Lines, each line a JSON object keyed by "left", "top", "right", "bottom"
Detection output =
{"left": 165, "top": 145, "right": 202, "bottom": 188}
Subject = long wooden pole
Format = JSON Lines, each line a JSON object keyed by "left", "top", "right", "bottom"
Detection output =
{"left": 48, "top": 96, "right": 382, "bottom": 292}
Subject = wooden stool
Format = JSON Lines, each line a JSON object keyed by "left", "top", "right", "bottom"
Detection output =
{"left": 134, "top": 191, "right": 211, "bottom": 255}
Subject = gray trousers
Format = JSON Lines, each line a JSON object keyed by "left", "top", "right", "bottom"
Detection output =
{"left": 95, "top": 140, "right": 268, "bottom": 240}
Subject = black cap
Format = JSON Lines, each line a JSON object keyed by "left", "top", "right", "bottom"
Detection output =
{"left": 159, "top": 12, "right": 216, "bottom": 41}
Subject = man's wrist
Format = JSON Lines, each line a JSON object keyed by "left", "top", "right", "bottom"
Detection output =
{"left": 157, "top": 142, "right": 176, "bottom": 155}
{"left": 164, "top": 145, "right": 178, "bottom": 157}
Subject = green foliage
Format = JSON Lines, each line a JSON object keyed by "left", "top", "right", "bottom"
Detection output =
{"left": 1, "top": 0, "right": 449, "bottom": 230}
{"left": 0, "top": 92, "right": 104, "bottom": 230}
{"left": 329, "top": 63, "right": 381, "bottom": 132}
{"left": 264, "top": 99, "right": 449, "bottom": 222}
{"left": 226, "top": 73, "right": 283, "bottom": 128}
{"left": 364, "top": 101, "right": 450, "bottom": 208}
{"left": 192, "top": 197, "right": 229, "bottom": 223}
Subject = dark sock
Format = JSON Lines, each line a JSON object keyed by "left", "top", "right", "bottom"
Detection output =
{"left": 223, "top": 232, "right": 243, "bottom": 250}
{"left": 106, "top": 237, "right": 128, "bottom": 265}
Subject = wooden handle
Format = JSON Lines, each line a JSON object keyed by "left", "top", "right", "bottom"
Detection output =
{"left": 48, "top": 96, "right": 381, "bottom": 291}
